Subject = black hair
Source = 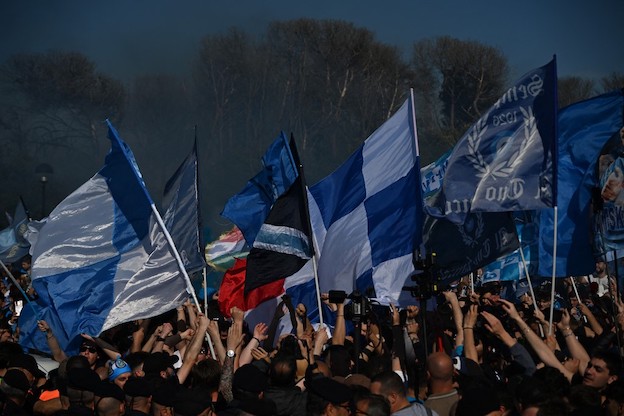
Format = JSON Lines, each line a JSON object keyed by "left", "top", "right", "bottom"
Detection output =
{"left": 591, "top": 350, "right": 622, "bottom": 376}
{"left": 269, "top": 354, "right": 297, "bottom": 387}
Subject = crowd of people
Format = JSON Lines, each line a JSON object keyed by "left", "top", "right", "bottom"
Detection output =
{"left": 0, "top": 255, "right": 623, "bottom": 416}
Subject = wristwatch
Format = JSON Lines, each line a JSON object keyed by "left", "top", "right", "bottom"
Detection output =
{"left": 226, "top": 349, "right": 236, "bottom": 358}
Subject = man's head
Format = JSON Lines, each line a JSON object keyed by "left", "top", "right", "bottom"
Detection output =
{"left": 426, "top": 352, "right": 454, "bottom": 387}
{"left": 66, "top": 367, "right": 100, "bottom": 409}
{"left": 583, "top": 352, "right": 621, "bottom": 390}
{"left": 124, "top": 351, "right": 149, "bottom": 378}
{"left": 232, "top": 364, "right": 268, "bottom": 400}
{"left": 595, "top": 261, "right": 607, "bottom": 276}
{"left": 269, "top": 355, "right": 297, "bottom": 388}
{"left": 306, "top": 376, "right": 352, "bottom": 416}
{"left": 95, "top": 381, "right": 125, "bottom": 416}
{"left": 189, "top": 358, "right": 221, "bottom": 392}
{"left": 108, "top": 357, "right": 132, "bottom": 389}
{"left": 123, "top": 377, "right": 153, "bottom": 412}
{"left": 143, "top": 352, "right": 178, "bottom": 379}
{"left": 0, "top": 369, "right": 30, "bottom": 405}
{"left": 354, "top": 393, "right": 390, "bottom": 416}
{"left": 79, "top": 339, "right": 100, "bottom": 367}
{"left": 7, "top": 353, "right": 40, "bottom": 385}
{"left": 370, "top": 371, "right": 408, "bottom": 413}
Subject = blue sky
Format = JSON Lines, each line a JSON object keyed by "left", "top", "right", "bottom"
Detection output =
{"left": 1, "top": 1, "right": 622, "bottom": 81}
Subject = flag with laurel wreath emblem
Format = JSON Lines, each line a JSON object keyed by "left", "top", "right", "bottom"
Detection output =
{"left": 426, "top": 58, "right": 557, "bottom": 224}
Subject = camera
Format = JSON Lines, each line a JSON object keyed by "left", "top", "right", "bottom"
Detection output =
{"left": 328, "top": 290, "right": 347, "bottom": 304}
{"left": 403, "top": 251, "right": 442, "bottom": 300}
{"left": 344, "top": 291, "right": 371, "bottom": 323}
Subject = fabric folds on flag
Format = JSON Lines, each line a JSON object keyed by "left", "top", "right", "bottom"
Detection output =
{"left": 299, "top": 97, "right": 423, "bottom": 305}
{"left": 245, "top": 138, "right": 313, "bottom": 294}
{"left": 421, "top": 152, "right": 519, "bottom": 283}
{"left": 538, "top": 90, "right": 624, "bottom": 276}
{"left": 218, "top": 258, "right": 285, "bottom": 317}
{"left": 205, "top": 227, "right": 249, "bottom": 272}
{"left": 162, "top": 140, "right": 206, "bottom": 274}
{"left": 0, "top": 199, "right": 30, "bottom": 264}
{"left": 427, "top": 59, "right": 557, "bottom": 224}
{"left": 19, "top": 121, "right": 189, "bottom": 354}
{"left": 221, "top": 133, "right": 298, "bottom": 247}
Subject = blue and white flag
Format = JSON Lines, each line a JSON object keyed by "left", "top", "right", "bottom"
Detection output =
{"left": 422, "top": 153, "right": 519, "bottom": 284}
{"left": 539, "top": 90, "right": 624, "bottom": 276}
{"left": 163, "top": 140, "right": 206, "bottom": 274}
{"left": 285, "top": 96, "right": 423, "bottom": 309}
{"left": 19, "top": 121, "right": 190, "bottom": 354}
{"left": 0, "top": 199, "right": 30, "bottom": 264}
{"left": 427, "top": 59, "right": 557, "bottom": 224}
{"left": 221, "top": 132, "right": 298, "bottom": 247}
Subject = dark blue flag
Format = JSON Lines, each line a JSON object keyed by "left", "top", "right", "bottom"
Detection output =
{"left": 421, "top": 154, "right": 519, "bottom": 284}
{"left": 221, "top": 132, "right": 298, "bottom": 246}
{"left": 539, "top": 90, "right": 624, "bottom": 276}
{"left": 162, "top": 139, "right": 206, "bottom": 274}
{"left": 427, "top": 59, "right": 557, "bottom": 224}
{"left": 481, "top": 211, "right": 539, "bottom": 282}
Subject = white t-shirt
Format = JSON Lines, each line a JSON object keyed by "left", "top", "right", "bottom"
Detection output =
{"left": 588, "top": 274, "right": 610, "bottom": 297}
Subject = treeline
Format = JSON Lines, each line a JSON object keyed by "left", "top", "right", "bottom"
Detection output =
{"left": 0, "top": 19, "right": 622, "bottom": 236}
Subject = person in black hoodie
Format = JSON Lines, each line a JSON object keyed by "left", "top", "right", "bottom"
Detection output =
{"left": 264, "top": 354, "right": 306, "bottom": 416}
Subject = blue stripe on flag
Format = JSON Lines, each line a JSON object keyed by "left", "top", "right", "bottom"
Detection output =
{"left": 310, "top": 149, "right": 366, "bottom": 228}
{"left": 366, "top": 164, "right": 421, "bottom": 267}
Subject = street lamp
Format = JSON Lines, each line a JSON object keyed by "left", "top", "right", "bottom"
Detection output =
{"left": 35, "top": 163, "right": 54, "bottom": 218}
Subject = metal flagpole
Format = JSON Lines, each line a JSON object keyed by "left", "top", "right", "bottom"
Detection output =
{"left": 149, "top": 204, "right": 215, "bottom": 358}
{"left": 289, "top": 133, "right": 323, "bottom": 327}
{"left": 203, "top": 268, "right": 208, "bottom": 314}
{"left": 518, "top": 242, "right": 544, "bottom": 337}
{"left": 548, "top": 206, "right": 558, "bottom": 335}
{"left": 568, "top": 276, "right": 588, "bottom": 324}
{"left": 307, "top": 194, "right": 324, "bottom": 327}
{"left": 469, "top": 272, "right": 475, "bottom": 294}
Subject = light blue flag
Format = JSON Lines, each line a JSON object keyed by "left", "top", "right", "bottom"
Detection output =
{"left": 283, "top": 96, "right": 423, "bottom": 314}
{"left": 162, "top": 139, "right": 206, "bottom": 274}
{"left": 19, "top": 121, "right": 189, "bottom": 354}
{"left": 539, "top": 90, "right": 624, "bottom": 276}
{"left": 427, "top": 59, "right": 557, "bottom": 224}
{"left": 0, "top": 199, "right": 30, "bottom": 264}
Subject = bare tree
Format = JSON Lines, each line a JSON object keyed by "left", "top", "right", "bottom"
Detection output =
{"left": 600, "top": 72, "right": 624, "bottom": 93}
{"left": 557, "top": 76, "right": 595, "bottom": 108}
{"left": 0, "top": 51, "right": 125, "bottom": 213}
{"left": 411, "top": 36, "right": 509, "bottom": 155}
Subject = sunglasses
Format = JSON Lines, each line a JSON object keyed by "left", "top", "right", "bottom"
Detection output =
{"left": 80, "top": 345, "right": 97, "bottom": 353}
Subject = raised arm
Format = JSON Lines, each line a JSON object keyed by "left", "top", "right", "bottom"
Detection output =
{"left": 37, "top": 320, "right": 67, "bottom": 362}
{"left": 481, "top": 311, "right": 536, "bottom": 376}
{"left": 332, "top": 303, "right": 346, "bottom": 346}
{"left": 577, "top": 303, "right": 603, "bottom": 336}
{"left": 130, "top": 319, "right": 150, "bottom": 353}
{"left": 444, "top": 291, "right": 464, "bottom": 349}
{"left": 239, "top": 322, "right": 268, "bottom": 366}
{"left": 499, "top": 299, "right": 574, "bottom": 381}
{"left": 177, "top": 314, "right": 209, "bottom": 385}
{"left": 462, "top": 304, "right": 479, "bottom": 362}
{"left": 556, "top": 309, "right": 590, "bottom": 375}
